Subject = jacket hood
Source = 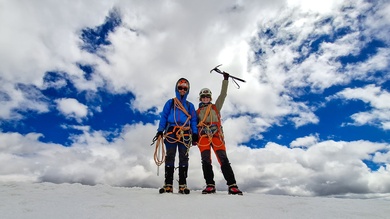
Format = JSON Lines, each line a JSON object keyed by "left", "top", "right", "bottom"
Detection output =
{"left": 175, "top": 78, "right": 190, "bottom": 101}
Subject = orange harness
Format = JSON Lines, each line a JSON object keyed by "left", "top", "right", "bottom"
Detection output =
{"left": 163, "top": 98, "right": 193, "bottom": 151}
{"left": 197, "top": 104, "right": 224, "bottom": 147}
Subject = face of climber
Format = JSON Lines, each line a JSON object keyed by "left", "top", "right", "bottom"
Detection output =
{"left": 177, "top": 79, "right": 189, "bottom": 97}
{"left": 177, "top": 85, "right": 188, "bottom": 96}
{"left": 199, "top": 88, "right": 212, "bottom": 103}
{"left": 200, "top": 95, "right": 211, "bottom": 103}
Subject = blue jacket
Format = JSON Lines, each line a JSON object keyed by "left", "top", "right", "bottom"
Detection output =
{"left": 157, "top": 78, "right": 198, "bottom": 134}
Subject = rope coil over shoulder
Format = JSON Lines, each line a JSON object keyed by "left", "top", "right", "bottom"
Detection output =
{"left": 164, "top": 98, "right": 193, "bottom": 148}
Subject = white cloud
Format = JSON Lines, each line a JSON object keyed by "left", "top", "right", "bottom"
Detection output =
{"left": 1, "top": 0, "right": 388, "bottom": 126}
{"left": 56, "top": 98, "right": 88, "bottom": 122}
{"left": 0, "top": 128, "right": 389, "bottom": 198}
{"left": 333, "top": 85, "right": 390, "bottom": 130}
{"left": 290, "top": 134, "right": 319, "bottom": 148}
{"left": 0, "top": 81, "right": 49, "bottom": 120}
{"left": 287, "top": 0, "right": 342, "bottom": 14}
{"left": 0, "top": 0, "right": 111, "bottom": 86}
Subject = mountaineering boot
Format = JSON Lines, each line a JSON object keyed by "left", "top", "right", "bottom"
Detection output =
{"left": 178, "top": 184, "right": 190, "bottom": 194}
{"left": 164, "top": 166, "right": 175, "bottom": 185}
{"left": 178, "top": 166, "right": 188, "bottom": 185}
{"left": 228, "top": 184, "right": 243, "bottom": 195}
{"left": 159, "top": 184, "right": 173, "bottom": 194}
{"left": 159, "top": 166, "right": 175, "bottom": 194}
{"left": 202, "top": 184, "right": 216, "bottom": 194}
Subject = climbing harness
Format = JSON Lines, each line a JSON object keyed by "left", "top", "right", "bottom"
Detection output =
{"left": 164, "top": 98, "right": 193, "bottom": 152}
{"left": 197, "top": 104, "right": 224, "bottom": 147}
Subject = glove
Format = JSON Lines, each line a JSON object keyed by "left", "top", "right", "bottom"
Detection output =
{"left": 223, "top": 73, "right": 230, "bottom": 80}
{"left": 192, "top": 134, "right": 199, "bottom": 144}
{"left": 156, "top": 131, "right": 163, "bottom": 138}
{"left": 151, "top": 131, "right": 164, "bottom": 146}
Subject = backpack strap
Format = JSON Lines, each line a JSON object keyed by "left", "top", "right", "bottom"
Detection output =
{"left": 211, "top": 104, "right": 221, "bottom": 124}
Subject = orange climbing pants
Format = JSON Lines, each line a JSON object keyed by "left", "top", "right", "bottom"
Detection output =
{"left": 197, "top": 132, "right": 226, "bottom": 166}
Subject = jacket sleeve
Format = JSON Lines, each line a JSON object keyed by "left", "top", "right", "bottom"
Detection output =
{"left": 214, "top": 79, "right": 228, "bottom": 111}
{"left": 157, "top": 99, "right": 172, "bottom": 132}
{"left": 189, "top": 103, "right": 198, "bottom": 134}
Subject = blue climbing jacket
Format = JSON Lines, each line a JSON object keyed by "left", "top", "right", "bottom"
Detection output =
{"left": 157, "top": 78, "right": 198, "bottom": 134}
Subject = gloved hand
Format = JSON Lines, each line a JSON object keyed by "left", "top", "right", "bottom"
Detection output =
{"left": 223, "top": 72, "right": 230, "bottom": 80}
{"left": 151, "top": 131, "right": 164, "bottom": 146}
{"left": 156, "top": 131, "right": 163, "bottom": 138}
{"left": 192, "top": 134, "right": 199, "bottom": 145}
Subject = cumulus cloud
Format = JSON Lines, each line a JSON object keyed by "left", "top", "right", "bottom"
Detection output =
{"left": 290, "top": 134, "right": 319, "bottom": 148}
{"left": 0, "top": 81, "right": 49, "bottom": 120}
{"left": 333, "top": 85, "right": 390, "bottom": 130}
{"left": 0, "top": 129, "right": 389, "bottom": 198}
{"left": 56, "top": 98, "right": 88, "bottom": 122}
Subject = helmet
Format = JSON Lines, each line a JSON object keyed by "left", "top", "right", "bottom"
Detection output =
{"left": 199, "top": 88, "right": 212, "bottom": 101}
{"left": 199, "top": 88, "right": 212, "bottom": 96}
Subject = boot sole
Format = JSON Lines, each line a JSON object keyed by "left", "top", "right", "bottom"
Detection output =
{"left": 228, "top": 192, "right": 243, "bottom": 195}
{"left": 179, "top": 190, "right": 190, "bottom": 194}
{"left": 202, "top": 191, "right": 216, "bottom": 194}
{"left": 159, "top": 188, "right": 173, "bottom": 194}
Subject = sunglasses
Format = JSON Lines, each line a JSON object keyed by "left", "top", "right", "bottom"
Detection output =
{"left": 201, "top": 95, "right": 211, "bottom": 98}
{"left": 178, "top": 86, "right": 188, "bottom": 91}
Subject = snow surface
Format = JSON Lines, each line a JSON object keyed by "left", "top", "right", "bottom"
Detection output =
{"left": 1, "top": 182, "right": 389, "bottom": 219}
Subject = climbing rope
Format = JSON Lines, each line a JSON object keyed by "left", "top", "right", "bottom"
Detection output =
{"left": 197, "top": 104, "right": 224, "bottom": 147}
{"left": 151, "top": 135, "right": 165, "bottom": 176}
{"left": 165, "top": 98, "right": 193, "bottom": 153}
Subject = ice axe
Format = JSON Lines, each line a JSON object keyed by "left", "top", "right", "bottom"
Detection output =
{"left": 210, "top": 64, "right": 246, "bottom": 88}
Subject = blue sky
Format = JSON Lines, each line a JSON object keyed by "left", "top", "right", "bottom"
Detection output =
{"left": 0, "top": 0, "right": 389, "bottom": 198}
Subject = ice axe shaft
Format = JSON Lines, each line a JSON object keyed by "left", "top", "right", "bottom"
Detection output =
{"left": 210, "top": 64, "right": 246, "bottom": 83}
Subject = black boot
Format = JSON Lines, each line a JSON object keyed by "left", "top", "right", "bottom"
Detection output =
{"left": 179, "top": 184, "right": 190, "bottom": 194}
{"left": 228, "top": 184, "right": 243, "bottom": 195}
{"left": 178, "top": 166, "right": 188, "bottom": 185}
{"left": 159, "top": 166, "right": 175, "bottom": 193}
{"left": 178, "top": 166, "right": 190, "bottom": 194}
{"left": 164, "top": 166, "right": 175, "bottom": 184}
{"left": 202, "top": 184, "right": 216, "bottom": 194}
{"left": 159, "top": 184, "right": 173, "bottom": 194}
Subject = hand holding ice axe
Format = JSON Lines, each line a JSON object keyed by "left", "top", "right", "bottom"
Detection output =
{"left": 210, "top": 64, "right": 246, "bottom": 88}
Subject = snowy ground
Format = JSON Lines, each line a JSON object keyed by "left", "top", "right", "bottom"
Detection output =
{"left": 1, "top": 182, "right": 389, "bottom": 219}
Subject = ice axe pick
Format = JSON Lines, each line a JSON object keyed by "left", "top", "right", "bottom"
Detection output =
{"left": 210, "top": 64, "right": 246, "bottom": 88}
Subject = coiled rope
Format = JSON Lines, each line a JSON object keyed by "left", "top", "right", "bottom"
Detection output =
{"left": 151, "top": 135, "right": 165, "bottom": 176}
